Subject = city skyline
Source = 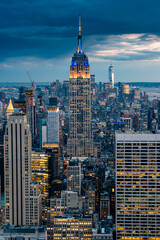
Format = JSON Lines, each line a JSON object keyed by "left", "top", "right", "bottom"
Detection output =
{"left": 1, "top": 0, "right": 160, "bottom": 82}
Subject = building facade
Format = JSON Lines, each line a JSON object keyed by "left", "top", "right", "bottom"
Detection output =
{"left": 0, "top": 224, "right": 47, "bottom": 239}
{"left": 32, "top": 151, "right": 50, "bottom": 209}
{"left": 116, "top": 131, "right": 160, "bottom": 239}
{"left": 100, "top": 192, "right": 110, "bottom": 219}
{"left": 4, "top": 113, "right": 31, "bottom": 225}
{"left": 4, "top": 113, "right": 41, "bottom": 225}
{"left": 53, "top": 217, "right": 92, "bottom": 240}
{"left": 67, "top": 160, "right": 81, "bottom": 195}
{"left": 47, "top": 97, "right": 59, "bottom": 144}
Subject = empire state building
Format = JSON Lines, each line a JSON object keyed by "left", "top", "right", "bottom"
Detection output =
{"left": 67, "top": 17, "right": 93, "bottom": 157}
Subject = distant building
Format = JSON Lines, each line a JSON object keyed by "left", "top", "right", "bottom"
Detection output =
{"left": 158, "top": 99, "right": 160, "bottom": 130}
{"left": 100, "top": 192, "right": 110, "bottom": 219}
{"left": 47, "top": 97, "right": 59, "bottom": 143}
{"left": 147, "top": 107, "right": 155, "bottom": 131}
{"left": 67, "top": 160, "right": 81, "bottom": 195}
{"left": 30, "top": 183, "right": 42, "bottom": 225}
{"left": 14, "top": 100, "right": 26, "bottom": 113}
{"left": 121, "top": 117, "right": 132, "bottom": 130}
{"left": 25, "top": 89, "right": 36, "bottom": 145}
{"left": 82, "top": 180, "right": 95, "bottom": 213}
{"left": 122, "top": 84, "right": 129, "bottom": 94}
{"left": 19, "top": 86, "right": 26, "bottom": 101}
{"left": 42, "top": 143, "right": 60, "bottom": 180}
{"left": 92, "top": 228, "right": 113, "bottom": 240}
{"left": 85, "top": 181, "right": 95, "bottom": 213}
{"left": 32, "top": 151, "right": 50, "bottom": 218}
{"left": 0, "top": 122, "right": 4, "bottom": 193}
{"left": 53, "top": 216, "right": 92, "bottom": 240}
{"left": 50, "top": 190, "right": 78, "bottom": 219}
{"left": 109, "top": 65, "right": 114, "bottom": 89}
{"left": 0, "top": 224, "right": 47, "bottom": 239}
{"left": 25, "top": 89, "right": 34, "bottom": 110}
{"left": 132, "top": 115, "right": 139, "bottom": 131}
{"left": 134, "top": 87, "right": 140, "bottom": 99}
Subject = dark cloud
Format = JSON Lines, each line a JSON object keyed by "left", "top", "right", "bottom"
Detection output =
{"left": 1, "top": 0, "right": 160, "bottom": 60}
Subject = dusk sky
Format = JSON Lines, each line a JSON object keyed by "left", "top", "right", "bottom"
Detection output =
{"left": 1, "top": 0, "right": 160, "bottom": 83}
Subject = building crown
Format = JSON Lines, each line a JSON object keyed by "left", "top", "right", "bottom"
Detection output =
{"left": 6, "top": 99, "right": 14, "bottom": 114}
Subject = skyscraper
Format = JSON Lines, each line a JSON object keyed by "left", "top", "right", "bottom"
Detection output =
{"left": 47, "top": 97, "right": 59, "bottom": 144}
{"left": 67, "top": 16, "right": 92, "bottom": 157}
{"left": 116, "top": 131, "right": 160, "bottom": 239}
{"left": 109, "top": 65, "right": 114, "bottom": 88}
{"left": 4, "top": 112, "right": 41, "bottom": 225}
{"left": 4, "top": 113, "right": 31, "bottom": 225}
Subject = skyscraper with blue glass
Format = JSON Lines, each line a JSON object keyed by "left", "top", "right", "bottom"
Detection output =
{"left": 68, "top": 16, "right": 93, "bottom": 157}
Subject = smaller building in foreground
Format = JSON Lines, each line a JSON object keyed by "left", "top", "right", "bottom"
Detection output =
{"left": 0, "top": 224, "right": 47, "bottom": 239}
{"left": 53, "top": 215, "right": 92, "bottom": 240}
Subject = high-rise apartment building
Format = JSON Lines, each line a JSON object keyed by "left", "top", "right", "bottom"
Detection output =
{"left": 109, "top": 65, "right": 114, "bottom": 89}
{"left": 4, "top": 113, "right": 31, "bottom": 225}
{"left": 116, "top": 131, "right": 160, "bottom": 239}
{"left": 67, "top": 16, "right": 92, "bottom": 157}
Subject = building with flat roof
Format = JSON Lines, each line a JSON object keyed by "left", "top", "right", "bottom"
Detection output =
{"left": 0, "top": 224, "right": 47, "bottom": 239}
{"left": 53, "top": 216, "right": 92, "bottom": 240}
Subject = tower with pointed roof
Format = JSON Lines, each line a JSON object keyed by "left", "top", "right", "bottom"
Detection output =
{"left": 6, "top": 99, "right": 14, "bottom": 116}
{"left": 67, "top": 16, "right": 93, "bottom": 157}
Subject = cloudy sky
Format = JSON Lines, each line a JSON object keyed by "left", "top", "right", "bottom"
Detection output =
{"left": 1, "top": 0, "right": 160, "bottom": 83}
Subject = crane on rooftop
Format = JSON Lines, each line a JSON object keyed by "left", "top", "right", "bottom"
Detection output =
{"left": 27, "top": 71, "right": 34, "bottom": 89}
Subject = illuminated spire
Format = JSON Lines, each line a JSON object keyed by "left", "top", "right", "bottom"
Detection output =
{"left": 77, "top": 15, "right": 83, "bottom": 53}
{"left": 6, "top": 99, "right": 14, "bottom": 116}
{"left": 79, "top": 15, "right": 81, "bottom": 36}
